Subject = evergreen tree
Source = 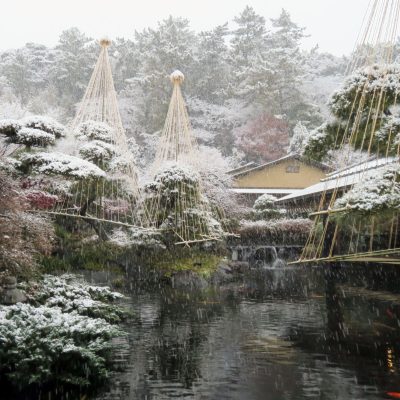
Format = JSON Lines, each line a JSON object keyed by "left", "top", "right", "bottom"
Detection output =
{"left": 304, "top": 64, "right": 400, "bottom": 161}
{"left": 229, "top": 6, "right": 269, "bottom": 103}
{"left": 193, "top": 23, "right": 230, "bottom": 104}
{"left": 0, "top": 43, "right": 53, "bottom": 105}
{"left": 112, "top": 38, "right": 141, "bottom": 91}
{"left": 230, "top": 6, "right": 267, "bottom": 69}
{"left": 50, "top": 28, "right": 97, "bottom": 110}
{"left": 266, "top": 9, "right": 310, "bottom": 123}
{"left": 129, "top": 17, "right": 197, "bottom": 133}
{"left": 288, "top": 121, "right": 309, "bottom": 154}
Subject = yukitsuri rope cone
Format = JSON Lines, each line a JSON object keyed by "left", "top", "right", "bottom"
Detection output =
{"left": 151, "top": 71, "right": 197, "bottom": 173}
{"left": 297, "top": 0, "right": 400, "bottom": 265}
{"left": 72, "top": 39, "right": 130, "bottom": 155}
{"left": 46, "top": 39, "right": 145, "bottom": 228}
{"left": 145, "top": 70, "right": 225, "bottom": 245}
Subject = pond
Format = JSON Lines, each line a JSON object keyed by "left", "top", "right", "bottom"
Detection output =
{"left": 89, "top": 264, "right": 400, "bottom": 400}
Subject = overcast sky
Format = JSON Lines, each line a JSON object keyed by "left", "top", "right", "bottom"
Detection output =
{"left": 2, "top": 0, "right": 370, "bottom": 55}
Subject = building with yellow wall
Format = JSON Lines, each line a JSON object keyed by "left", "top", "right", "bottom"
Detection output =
{"left": 229, "top": 154, "right": 330, "bottom": 203}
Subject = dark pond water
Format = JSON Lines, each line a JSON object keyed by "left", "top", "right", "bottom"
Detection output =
{"left": 89, "top": 265, "right": 400, "bottom": 400}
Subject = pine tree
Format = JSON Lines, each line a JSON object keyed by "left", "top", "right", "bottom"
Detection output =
{"left": 50, "top": 28, "right": 97, "bottom": 110}
{"left": 230, "top": 6, "right": 267, "bottom": 68}
{"left": 304, "top": 64, "right": 400, "bottom": 161}
{"left": 0, "top": 43, "right": 53, "bottom": 105}
{"left": 229, "top": 6, "right": 269, "bottom": 103}
{"left": 112, "top": 37, "right": 141, "bottom": 91}
{"left": 129, "top": 17, "right": 197, "bottom": 133}
{"left": 266, "top": 9, "right": 311, "bottom": 123}
{"left": 193, "top": 23, "right": 230, "bottom": 104}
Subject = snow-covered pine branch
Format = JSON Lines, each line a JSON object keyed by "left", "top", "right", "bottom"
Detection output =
{"left": 74, "top": 120, "right": 114, "bottom": 143}
{"left": 19, "top": 152, "right": 106, "bottom": 179}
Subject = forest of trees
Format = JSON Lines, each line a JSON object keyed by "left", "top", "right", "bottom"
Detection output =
{"left": 0, "top": 7, "right": 346, "bottom": 167}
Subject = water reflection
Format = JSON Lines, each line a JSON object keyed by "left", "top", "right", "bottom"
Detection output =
{"left": 4, "top": 265, "right": 400, "bottom": 399}
{"left": 93, "top": 265, "right": 400, "bottom": 400}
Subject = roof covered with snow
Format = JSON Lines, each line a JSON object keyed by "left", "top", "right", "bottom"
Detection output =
{"left": 276, "top": 157, "right": 399, "bottom": 203}
{"left": 231, "top": 154, "right": 331, "bottom": 178}
{"left": 229, "top": 188, "right": 301, "bottom": 195}
{"left": 227, "top": 162, "right": 258, "bottom": 175}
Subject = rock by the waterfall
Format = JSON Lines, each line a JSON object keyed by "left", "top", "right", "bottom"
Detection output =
{"left": 211, "top": 262, "right": 234, "bottom": 285}
{"left": 171, "top": 270, "right": 208, "bottom": 290}
{"left": 0, "top": 276, "right": 27, "bottom": 304}
{"left": 229, "top": 261, "right": 250, "bottom": 274}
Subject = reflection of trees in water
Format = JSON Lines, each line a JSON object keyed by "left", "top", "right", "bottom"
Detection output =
{"left": 146, "top": 287, "right": 237, "bottom": 388}
{"left": 287, "top": 267, "right": 400, "bottom": 396}
{"left": 243, "top": 266, "right": 326, "bottom": 301}
{"left": 100, "top": 265, "right": 400, "bottom": 399}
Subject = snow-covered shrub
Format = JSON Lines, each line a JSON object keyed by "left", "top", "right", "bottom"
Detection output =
{"left": 334, "top": 164, "right": 400, "bottom": 213}
{"left": 22, "top": 274, "right": 125, "bottom": 321}
{"left": 238, "top": 218, "right": 313, "bottom": 244}
{"left": 0, "top": 275, "right": 125, "bottom": 388}
{"left": 144, "top": 164, "right": 201, "bottom": 206}
{"left": 79, "top": 140, "right": 115, "bottom": 163}
{"left": 0, "top": 156, "right": 21, "bottom": 174}
{"left": 19, "top": 152, "right": 106, "bottom": 179}
{"left": 20, "top": 115, "right": 66, "bottom": 138}
{"left": 108, "top": 152, "right": 137, "bottom": 173}
{"left": 0, "top": 116, "right": 66, "bottom": 150}
{"left": 196, "top": 145, "right": 241, "bottom": 219}
{"left": 143, "top": 164, "right": 224, "bottom": 242}
{"left": 0, "top": 119, "right": 22, "bottom": 136}
{"left": 110, "top": 227, "right": 166, "bottom": 250}
{"left": 304, "top": 64, "right": 400, "bottom": 161}
{"left": 375, "top": 116, "right": 400, "bottom": 145}
{"left": 303, "top": 122, "right": 333, "bottom": 161}
{"left": 330, "top": 65, "right": 400, "bottom": 118}
{"left": 0, "top": 304, "right": 120, "bottom": 386}
{"left": 252, "top": 194, "right": 286, "bottom": 220}
{"left": 16, "top": 127, "right": 56, "bottom": 147}
{"left": 254, "top": 194, "right": 277, "bottom": 210}
{"left": 75, "top": 121, "right": 122, "bottom": 172}
{"left": 288, "top": 122, "right": 309, "bottom": 155}
{"left": 75, "top": 120, "right": 114, "bottom": 143}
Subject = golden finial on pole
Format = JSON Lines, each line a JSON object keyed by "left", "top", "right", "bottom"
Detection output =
{"left": 99, "top": 37, "right": 111, "bottom": 48}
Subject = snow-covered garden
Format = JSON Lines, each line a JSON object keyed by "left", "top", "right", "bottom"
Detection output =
{"left": 0, "top": 275, "right": 126, "bottom": 389}
{"left": 2, "top": 1, "right": 400, "bottom": 397}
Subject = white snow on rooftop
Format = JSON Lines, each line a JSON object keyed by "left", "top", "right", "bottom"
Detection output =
{"left": 230, "top": 188, "right": 301, "bottom": 195}
{"left": 277, "top": 157, "right": 399, "bottom": 203}
{"left": 323, "top": 157, "right": 397, "bottom": 181}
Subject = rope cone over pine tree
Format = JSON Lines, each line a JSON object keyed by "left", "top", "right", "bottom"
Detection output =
{"left": 32, "top": 38, "right": 147, "bottom": 228}
{"left": 151, "top": 70, "right": 197, "bottom": 173}
{"left": 294, "top": 0, "right": 400, "bottom": 265}
{"left": 144, "top": 70, "right": 230, "bottom": 246}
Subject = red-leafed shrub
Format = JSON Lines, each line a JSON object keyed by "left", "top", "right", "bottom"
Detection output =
{"left": 103, "top": 199, "right": 130, "bottom": 217}
{"left": 24, "top": 191, "right": 58, "bottom": 210}
{"left": 0, "top": 172, "right": 54, "bottom": 277}
{"left": 235, "top": 113, "right": 289, "bottom": 163}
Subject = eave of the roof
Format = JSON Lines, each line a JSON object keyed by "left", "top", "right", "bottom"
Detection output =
{"left": 231, "top": 153, "right": 331, "bottom": 178}
{"left": 227, "top": 162, "right": 258, "bottom": 175}
{"left": 276, "top": 157, "right": 398, "bottom": 204}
